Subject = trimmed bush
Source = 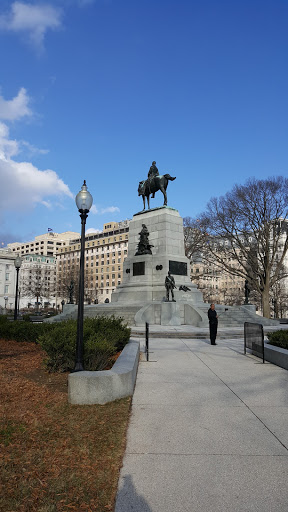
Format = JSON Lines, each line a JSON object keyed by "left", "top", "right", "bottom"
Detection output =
{"left": 38, "top": 316, "right": 131, "bottom": 372}
{"left": 266, "top": 330, "right": 288, "bottom": 350}
{"left": 0, "top": 315, "right": 52, "bottom": 343}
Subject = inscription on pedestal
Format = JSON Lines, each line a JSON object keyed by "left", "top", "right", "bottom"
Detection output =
{"left": 169, "top": 260, "right": 187, "bottom": 276}
{"left": 133, "top": 262, "right": 145, "bottom": 276}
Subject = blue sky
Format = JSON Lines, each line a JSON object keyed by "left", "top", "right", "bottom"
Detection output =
{"left": 0, "top": 0, "right": 287, "bottom": 246}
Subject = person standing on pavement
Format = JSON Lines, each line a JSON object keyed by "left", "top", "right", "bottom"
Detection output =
{"left": 208, "top": 303, "right": 218, "bottom": 345}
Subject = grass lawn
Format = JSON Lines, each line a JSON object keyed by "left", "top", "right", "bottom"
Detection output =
{"left": 0, "top": 339, "right": 131, "bottom": 512}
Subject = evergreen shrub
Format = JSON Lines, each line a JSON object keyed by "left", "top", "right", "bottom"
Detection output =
{"left": 0, "top": 315, "right": 51, "bottom": 343}
{"left": 266, "top": 330, "right": 288, "bottom": 350}
{"left": 38, "top": 316, "right": 131, "bottom": 372}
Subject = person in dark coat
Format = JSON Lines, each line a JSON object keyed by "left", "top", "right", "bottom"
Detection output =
{"left": 208, "top": 303, "right": 218, "bottom": 345}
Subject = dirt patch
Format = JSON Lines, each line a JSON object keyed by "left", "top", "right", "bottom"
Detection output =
{"left": 24, "top": 367, "right": 68, "bottom": 393}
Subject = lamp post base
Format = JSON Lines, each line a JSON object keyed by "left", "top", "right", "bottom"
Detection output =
{"left": 72, "top": 362, "right": 84, "bottom": 372}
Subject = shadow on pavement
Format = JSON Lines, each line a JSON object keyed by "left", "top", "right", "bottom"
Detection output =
{"left": 116, "top": 474, "right": 152, "bottom": 512}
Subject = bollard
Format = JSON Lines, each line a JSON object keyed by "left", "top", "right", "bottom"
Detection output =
{"left": 145, "top": 322, "right": 149, "bottom": 361}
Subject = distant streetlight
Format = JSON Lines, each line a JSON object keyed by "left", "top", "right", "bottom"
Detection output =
{"left": 14, "top": 255, "right": 22, "bottom": 320}
{"left": 74, "top": 180, "right": 93, "bottom": 371}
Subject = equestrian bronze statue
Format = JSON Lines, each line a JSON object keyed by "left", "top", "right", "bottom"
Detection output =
{"left": 138, "top": 161, "right": 176, "bottom": 210}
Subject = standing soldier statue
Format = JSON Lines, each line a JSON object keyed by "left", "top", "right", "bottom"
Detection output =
{"left": 244, "top": 279, "right": 251, "bottom": 305}
{"left": 68, "top": 280, "right": 74, "bottom": 304}
{"left": 165, "top": 271, "right": 177, "bottom": 302}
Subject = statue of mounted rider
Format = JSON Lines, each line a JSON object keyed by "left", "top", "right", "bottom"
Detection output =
{"left": 138, "top": 161, "right": 176, "bottom": 210}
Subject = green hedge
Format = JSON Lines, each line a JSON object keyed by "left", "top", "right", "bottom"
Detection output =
{"left": 266, "top": 329, "right": 288, "bottom": 350}
{"left": 0, "top": 315, "right": 52, "bottom": 343}
{"left": 0, "top": 315, "right": 131, "bottom": 372}
{"left": 38, "top": 316, "right": 131, "bottom": 372}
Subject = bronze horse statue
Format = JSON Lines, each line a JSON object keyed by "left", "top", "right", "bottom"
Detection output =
{"left": 138, "top": 174, "right": 176, "bottom": 210}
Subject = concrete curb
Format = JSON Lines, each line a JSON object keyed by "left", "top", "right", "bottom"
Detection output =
{"left": 264, "top": 342, "right": 288, "bottom": 370}
{"left": 68, "top": 339, "right": 140, "bottom": 405}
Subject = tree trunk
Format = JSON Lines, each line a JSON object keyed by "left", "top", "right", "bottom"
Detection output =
{"left": 262, "top": 287, "right": 270, "bottom": 318}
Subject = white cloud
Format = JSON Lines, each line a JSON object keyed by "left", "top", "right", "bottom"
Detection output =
{"left": 100, "top": 206, "right": 120, "bottom": 214}
{"left": 86, "top": 227, "right": 101, "bottom": 234}
{"left": 20, "top": 140, "right": 49, "bottom": 156}
{"left": 0, "top": 87, "right": 32, "bottom": 121}
{"left": 40, "top": 200, "right": 52, "bottom": 208}
{"left": 0, "top": 2, "right": 63, "bottom": 51}
{"left": 0, "top": 122, "right": 19, "bottom": 158}
{"left": 0, "top": 90, "right": 73, "bottom": 216}
{"left": 90, "top": 204, "right": 98, "bottom": 214}
{"left": 0, "top": 120, "right": 48, "bottom": 159}
{"left": 89, "top": 204, "right": 120, "bottom": 215}
{"left": 0, "top": 157, "right": 73, "bottom": 212}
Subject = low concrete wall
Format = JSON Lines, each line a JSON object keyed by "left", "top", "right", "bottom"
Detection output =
{"left": 68, "top": 339, "right": 140, "bottom": 405}
{"left": 264, "top": 342, "right": 288, "bottom": 371}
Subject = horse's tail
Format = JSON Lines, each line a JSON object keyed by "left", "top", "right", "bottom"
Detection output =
{"left": 164, "top": 174, "right": 176, "bottom": 181}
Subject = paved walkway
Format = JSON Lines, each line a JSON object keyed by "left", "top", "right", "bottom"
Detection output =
{"left": 115, "top": 335, "right": 288, "bottom": 512}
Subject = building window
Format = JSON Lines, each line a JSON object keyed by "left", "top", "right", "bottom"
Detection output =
{"left": 5, "top": 273, "right": 10, "bottom": 281}
{"left": 4, "top": 285, "right": 9, "bottom": 294}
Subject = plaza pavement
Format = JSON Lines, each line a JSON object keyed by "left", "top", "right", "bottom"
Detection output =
{"left": 115, "top": 332, "right": 288, "bottom": 512}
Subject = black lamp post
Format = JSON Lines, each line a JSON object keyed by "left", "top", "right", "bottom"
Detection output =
{"left": 74, "top": 180, "right": 93, "bottom": 371}
{"left": 14, "top": 255, "right": 22, "bottom": 321}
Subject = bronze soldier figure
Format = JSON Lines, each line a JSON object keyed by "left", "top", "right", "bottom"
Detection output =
{"left": 147, "top": 161, "right": 159, "bottom": 198}
{"left": 165, "top": 271, "right": 177, "bottom": 301}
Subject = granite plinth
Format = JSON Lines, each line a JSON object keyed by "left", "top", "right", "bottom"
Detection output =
{"left": 112, "top": 208, "right": 202, "bottom": 304}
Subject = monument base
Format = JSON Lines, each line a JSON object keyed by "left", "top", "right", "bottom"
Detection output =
{"left": 111, "top": 207, "right": 203, "bottom": 305}
{"left": 134, "top": 300, "right": 206, "bottom": 326}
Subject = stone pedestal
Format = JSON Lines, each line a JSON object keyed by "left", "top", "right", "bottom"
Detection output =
{"left": 242, "top": 304, "right": 257, "bottom": 314}
{"left": 112, "top": 206, "right": 203, "bottom": 304}
{"left": 63, "top": 303, "right": 77, "bottom": 315}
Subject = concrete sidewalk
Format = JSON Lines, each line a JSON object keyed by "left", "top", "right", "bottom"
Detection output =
{"left": 115, "top": 336, "right": 288, "bottom": 512}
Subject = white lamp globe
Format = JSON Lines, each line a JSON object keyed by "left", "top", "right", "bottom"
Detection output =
{"left": 14, "top": 255, "right": 22, "bottom": 269}
{"left": 75, "top": 180, "right": 93, "bottom": 212}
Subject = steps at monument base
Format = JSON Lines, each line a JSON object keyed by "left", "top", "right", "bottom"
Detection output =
{"left": 45, "top": 304, "right": 142, "bottom": 324}
{"left": 218, "top": 306, "right": 280, "bottom": 327}
{"left": 83, "top": 304, "right": 142, "bottom": 325}
{"left": 44, "top": 311, "right": 76, "bottom": 323}
{"left": 131, "top": 329, "right": 244, "bottom": 339}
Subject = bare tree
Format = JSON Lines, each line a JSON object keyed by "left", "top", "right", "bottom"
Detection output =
{"left": 183, "top": 217, "right": 208, "bottom": 260}
{"left": 21, "top": 267, "right": 54, "bottom": 312}
{"left": 271, "top": 279, "right": 288, "bottom": 318}
{"left": 57, "top": 263, "right": 95, "bottom": 305}
{"left": 195, "top": 176, "right": 288, "bottom": 318}
{"left": 57, "top": 265, "right": 79, "bottom": 304}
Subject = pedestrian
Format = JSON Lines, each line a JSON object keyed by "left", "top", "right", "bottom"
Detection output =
{"left": 208, "top": 303, "right": 218, "bottom": 345}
